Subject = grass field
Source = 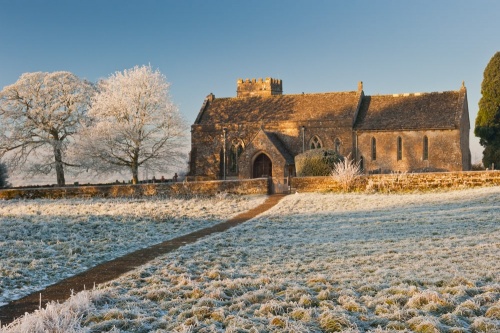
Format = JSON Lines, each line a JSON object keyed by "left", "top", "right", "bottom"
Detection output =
{"left": 2, "top": 187, "right": 500, "bottom": 332}
{"left": 0, "top": 194, "right": 266, "bottom": 306}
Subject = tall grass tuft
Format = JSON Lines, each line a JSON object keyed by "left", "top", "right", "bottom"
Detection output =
{"left": 2, "top": 290, "right": 96, "bottom": 333}
{"left": 330, "top": 154, "right": 361, "bottom": 192}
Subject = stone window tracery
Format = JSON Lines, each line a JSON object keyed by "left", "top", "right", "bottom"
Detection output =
{"left": 229, "top": 141, "right": 244, "bottom": 173}
{"left": 309, "top": 136, "right": 322, "bottom": 149}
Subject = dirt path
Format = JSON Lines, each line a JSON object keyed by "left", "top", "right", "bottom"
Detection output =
{"left": 0, "top": 194, "right": 286, "bottom": 326}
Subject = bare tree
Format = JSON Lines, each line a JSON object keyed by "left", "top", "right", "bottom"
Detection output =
{"left": 0, "top": 72, "right": 94, "bottom": 186}
{"left": 74, "top": 65, "right": 187, "bottom": 184}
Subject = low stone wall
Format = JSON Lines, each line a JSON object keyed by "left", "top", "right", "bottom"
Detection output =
{"left": 0, "top": 178, "right": 269, "bottom": 200}
{"left": 3, "top": 171, "right": 500, "bottom": 200}
{"left": 291, "top": 171, "right": 500, "bottom": 193}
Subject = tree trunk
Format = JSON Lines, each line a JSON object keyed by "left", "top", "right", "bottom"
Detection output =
{"left": 53, "top": 144, "right": 65, "bottom": 187}
{"left": 132, "top": 168, "right": 139, "bottom": 184}
{"left": 131, "top": 148, "right": 140, "bottom": 184}
{"left": 131, "top": 159, "right": 139, "bottom": 184}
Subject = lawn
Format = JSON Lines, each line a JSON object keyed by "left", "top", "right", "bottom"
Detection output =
{"left": 0, "top": 194, "right": 266, "bottom": 306}
{"left": 2, "top": 187, "right": 500, "bottom": 332}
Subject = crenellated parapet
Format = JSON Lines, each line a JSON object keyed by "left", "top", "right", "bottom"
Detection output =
{"left": 237, "top": 77, "right": 283, "bottom": 97}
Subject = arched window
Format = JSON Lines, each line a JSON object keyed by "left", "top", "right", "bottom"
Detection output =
{"left": 397, "top": 136, "right": 403, "bottom": 161}
{"left": 371, "top": 137, "right": 376, "bottom": 160}
{"left": 423, "top": 136, "right": 429, "bottom": 161}
{"left": 229, "top": 142, "right": 244, "bottom": 173}
{"left": 334, "top": 138, "right": 341, "bottom": 154}
{"left": 309, "top": 136, "right": 322, "bottom": 149}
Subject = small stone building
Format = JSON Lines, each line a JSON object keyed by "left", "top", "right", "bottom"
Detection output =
{"left": 188, "top": 78, "right": 471, "bottom": 181}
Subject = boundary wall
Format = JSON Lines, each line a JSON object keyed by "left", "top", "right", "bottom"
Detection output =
{"left": 291, "top": 171, "right": 500, "bottom": 193}
{"left": 0, "top": 178, "right": 268, "bottom": 200}
{"left": 2, "top": 171, "right": 500, "bottom": 200}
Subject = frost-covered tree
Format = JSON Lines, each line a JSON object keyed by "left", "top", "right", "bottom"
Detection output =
{"left": 75, "top": 65, "right": 187, "bottom": 184}
{"left": 0, "top": 72, "right": 94, "bottom": 186}
{"left": 475, "top": 52, "right": 500, "bottom": 169}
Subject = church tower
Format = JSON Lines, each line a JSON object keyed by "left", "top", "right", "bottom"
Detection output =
{"left": 236, "top": 77, "right": 282, "bottom": 97}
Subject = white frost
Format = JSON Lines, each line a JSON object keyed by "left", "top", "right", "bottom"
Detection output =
{"left": 0, "top": 195, "right": 266, "bottom": 305}
{"left": 3, "top": 187, "right": 500, "bottom": 332}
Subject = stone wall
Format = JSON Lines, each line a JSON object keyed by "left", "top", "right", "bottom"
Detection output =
{"left": 0, "top": 178, "right": 269, "bottom": 200}
{"left": 239, "top": 130, "right": 288, "bottom": 179}
{"left": 4, "top": 172, "right": 499, "bottom": 200}
{"left": 357, "top": 129, "right": 465, "bottom": 174}
{"left": 236, "top": 78, "right": 283, "bottom": 97}
{"left": 190, "top": 120, "right": 355, "bottom": 180}
{"left": 292, "top": 171, "right": 500, "bottom": 193}
{"left": 459, "top": 99, "right": 472, "bottom": 170}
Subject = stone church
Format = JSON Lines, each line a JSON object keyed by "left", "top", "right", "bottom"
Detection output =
{"left": 188, "top": 77, "right": 471, "bottom": 181}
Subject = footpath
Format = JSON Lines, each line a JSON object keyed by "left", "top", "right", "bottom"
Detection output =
{"left": 0, "top": 194, "right": 286, "bottom": 326}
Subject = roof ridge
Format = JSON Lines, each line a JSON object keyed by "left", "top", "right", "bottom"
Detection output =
{"left": 286, "top": 91, "right": 358, "bottom": 96}
{"left": 369, "top": 90, "right": 459, "bottom": 98}
{"left": 212, "top": 91, "right": 358, "bottom": 100}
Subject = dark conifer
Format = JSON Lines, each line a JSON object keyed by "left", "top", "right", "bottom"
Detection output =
{"left": 0, "top": 162, "right": 9, "bottom": 188}
{"left": 475, "top": 52, "right": 500, "bottom": 169}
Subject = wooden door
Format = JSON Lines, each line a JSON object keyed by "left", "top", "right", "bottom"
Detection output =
{"left": 253, "top": 153, "right": 272, "bottom": 178}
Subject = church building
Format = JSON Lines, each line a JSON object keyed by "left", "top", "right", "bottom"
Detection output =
{"left": 188, "top": 78, "right": 471, "bottom": 181}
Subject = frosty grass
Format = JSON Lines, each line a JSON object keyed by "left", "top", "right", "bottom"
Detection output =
{"left": 0, "top": 195, "right": 266, "bottom": 306}
{"left": 2, "top": 187, "right": 500, "bottom": 332}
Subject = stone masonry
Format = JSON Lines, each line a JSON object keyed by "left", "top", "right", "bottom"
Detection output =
{"left": 189, "top": 78, "right": 471, "bottom": 181}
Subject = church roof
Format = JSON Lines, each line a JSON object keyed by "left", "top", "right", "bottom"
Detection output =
{"left": 354, "top": 90, "right": 466, "bottom": 131}
{"left": 195, "top": 92, "right": 361, "bottom": 125}
{"left": 264, "top": 132, "right": 295, "bottom": 165}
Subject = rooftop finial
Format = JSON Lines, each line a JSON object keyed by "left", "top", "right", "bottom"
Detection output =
{"left": 358, "top": 81, "right": 363, "bottom": 92}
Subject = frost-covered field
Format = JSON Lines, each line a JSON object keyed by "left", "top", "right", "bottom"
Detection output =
{"left": 0, "top": 195, "right": 266, "bottom": 306}
{"left": 3, "top": 187, "right": 500, "bottom": 332}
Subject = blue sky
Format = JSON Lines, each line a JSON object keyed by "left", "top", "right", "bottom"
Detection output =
{"left": 1, "top": 0, "right": 499, "bottom": 163}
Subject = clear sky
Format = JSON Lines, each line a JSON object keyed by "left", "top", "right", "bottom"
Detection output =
{"left": 1, "top": 0, "right": 499, "bottom": 166}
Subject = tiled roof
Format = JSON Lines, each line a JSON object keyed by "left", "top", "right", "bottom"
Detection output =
{"left": 354, "top": 91, "right": 464, "bottom": 131}
{"left": 264, "top": 132, "right": 295, "bottom": 165}
{"left": 195, "top": 92, "right": 360, "bottom": 125}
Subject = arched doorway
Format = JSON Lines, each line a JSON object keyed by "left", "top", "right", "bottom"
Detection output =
{"left": 253, "top": 153, "right": 272, "bottom": 178}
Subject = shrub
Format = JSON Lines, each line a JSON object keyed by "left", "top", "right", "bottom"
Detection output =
{"left": 471, "top": 162, "right": 485, "bottom": 171}
{"left": 330, "top": 154, "right": 361, "bottom": 191}
{"left": 294, "top": 149, "right": 342, "bottom": 176}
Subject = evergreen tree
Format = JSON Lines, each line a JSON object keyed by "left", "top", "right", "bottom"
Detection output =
{"left": 0, "top": 162, "right": 9, "bottom": 188}
{"left": 475, "top": 52, "right": 500, "bottom": 169}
